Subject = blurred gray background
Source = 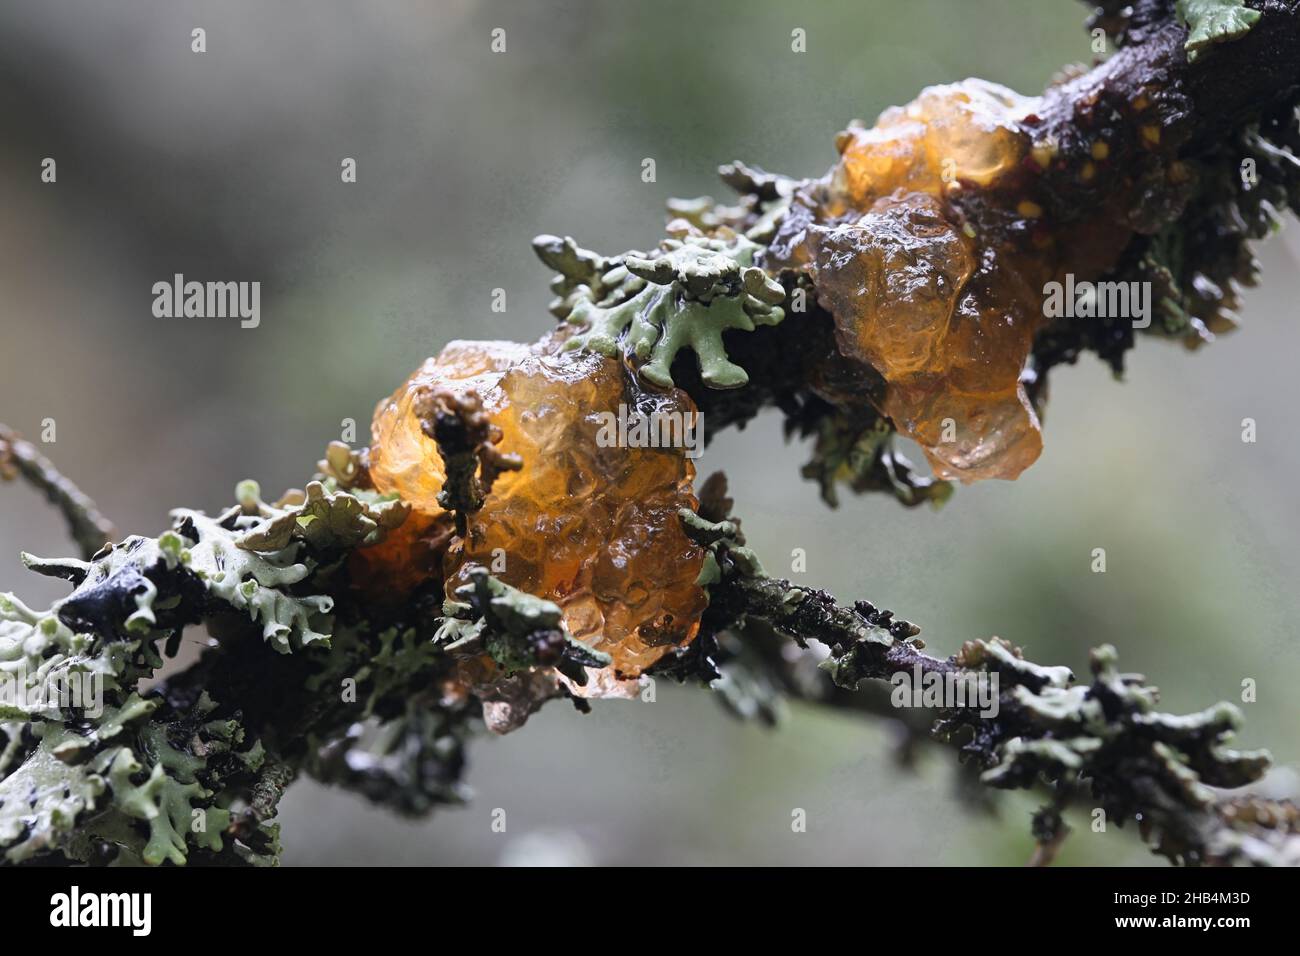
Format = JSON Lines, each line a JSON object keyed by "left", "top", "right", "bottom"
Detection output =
{"left": 2, "top": 0, "right": 1297, "bottom": 866}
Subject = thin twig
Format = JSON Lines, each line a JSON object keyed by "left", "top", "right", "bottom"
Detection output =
{"left": 0, "top": 423, "right": 114, "bottom": 560}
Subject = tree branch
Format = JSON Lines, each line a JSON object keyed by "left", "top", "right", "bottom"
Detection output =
{"left": 3, "top": 1, "right": 1299, "bottom": 868}
{"left": 695, "top": 540, "right": 1299, "bottom": 865}
{"left": 0, "top": 424, "right": 114, "bottom": 560}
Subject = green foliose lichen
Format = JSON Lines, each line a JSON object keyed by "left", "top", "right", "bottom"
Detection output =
{"left": 438, "top": 566, "right": 611, "bottom": 678}
{"left": 1175, "top": 0, "right": 1261, "bottom": 62}
{"left": 535, "top": 229, "right": 785, "bottom": 389}
{"left": 0, "top": 479, "right": 397, "bottom": 865}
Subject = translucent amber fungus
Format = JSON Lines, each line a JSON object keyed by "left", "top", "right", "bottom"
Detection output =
{"left": 834, "top": 80, "right": 1034, "bottom": 204}
{"left": 366, "top": 339, "right": 707, "bottom": 679}
{"left": 770, "top": 79, "right": 1126, "bottom": 482}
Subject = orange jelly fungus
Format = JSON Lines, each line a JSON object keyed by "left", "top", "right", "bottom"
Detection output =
{"left": 365, "top": 339, "right": 707, "bottom": 677}
{"left": 771, "top": 79, "right": 1128, "bottom": 482}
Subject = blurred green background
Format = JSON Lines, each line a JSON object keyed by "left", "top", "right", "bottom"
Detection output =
{"left": 1, "top": 0, "right": 1297, "bottom": 865}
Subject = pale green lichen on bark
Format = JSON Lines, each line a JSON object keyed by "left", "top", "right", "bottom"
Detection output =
{"left": 677, "top": 507, "right": 764, "bottom": 582}
{"left": 800, "top": 413, "right": 955, "bottom": 510}
{"left": 536, "top": 230, "right": 785, "bottom": 388}
{"left": 235, "top": 479, "right": 410, "bottom": 554}
{"left": 1175, "top": 0, "right": 1261, "bottom": 62}
{"left": 438, "top": 566, "right": 611, "bottom": 681}
{"left": 0, "top": 479, "right": 379, "bottom": 865}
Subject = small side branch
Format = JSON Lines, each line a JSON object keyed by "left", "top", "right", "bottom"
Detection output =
{"left": 0, "top": 423, "right": 114, "bottom": 560}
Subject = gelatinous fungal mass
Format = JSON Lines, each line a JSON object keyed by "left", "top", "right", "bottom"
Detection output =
{"left": 366, "top": 339, "right": 707, "bottom": 677}
{"left": 770, "top": 79, "right": 1133, "bottom": 482}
